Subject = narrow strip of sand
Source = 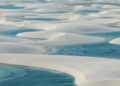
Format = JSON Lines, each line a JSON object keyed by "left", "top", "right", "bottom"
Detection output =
{"left": 0, "top": 54, "right": 120, "bottom": 86}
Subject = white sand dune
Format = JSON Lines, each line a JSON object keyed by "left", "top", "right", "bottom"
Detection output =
{"left": 0, "top": 36, "right": 27, "bottom": 42}
{"left": 109, "top": 38, "right": 120, "bottom": 45}
{"left": 0, "top": 24, "right": 18, "bottom": 31}
{"left": 17, "top": 31, "right": 105, "bottom": 46}
{"left": 0, "top": 54, "right": 120, "bottom": 86}
{"left": 48, "top": 23, "right": 120, "bottom": 34}
{"left": 23, "top": 13, "right": 79, "bottom": 20}
{"left": 0, "top": 42, "right": 45, "bottom": 54}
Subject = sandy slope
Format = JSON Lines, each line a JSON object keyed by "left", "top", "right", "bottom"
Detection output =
{"left": 17, "top": 31, "right": 105, "bottom": 46}
{"left": 0, "top": 54, "right": 120, "bottom": 86}
{"left": 110, "top": 38, "right": 120, "bottom": 45}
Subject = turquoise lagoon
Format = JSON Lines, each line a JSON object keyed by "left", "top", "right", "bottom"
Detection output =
{"left": 0, "top": 28, "right": 39, "bottom": 37}
{"left": 0, "top": 5, "right": 24, "bottom": 9}
{"left": 49, "top": 43, "right": 120, "bottom": 59}
{"left": 0, "top": 64, "right": 75, "bottom": 86}
{"left": 49, "top": 31, "right": 120, "bottom": 59}
{"left": 24, "top": 17, "right": 61, "bottom": 21}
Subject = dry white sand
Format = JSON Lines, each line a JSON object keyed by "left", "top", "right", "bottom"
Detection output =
{"left": 17, "top": 31, "right": 105, "bottom": 46}
{"left": 0, "top": 54, "right": 120, "bottom": 86}
{"left": 109, "top": 38, "right": 120, "bottom": 45}
{"left": 50, "top": 23, "right": 120, "bottom": 34}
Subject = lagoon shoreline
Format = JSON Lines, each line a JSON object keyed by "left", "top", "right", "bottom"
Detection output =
{"left": 0, "top": 54, "right": 120, "bottom": 86}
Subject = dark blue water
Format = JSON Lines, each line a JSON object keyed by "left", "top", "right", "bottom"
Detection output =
{"left": 49, "top": 31, "right": 120, "bottom": 59}
{"left": 0, "top": 64, "right": 76, "bottom": 86}
{"left": 0, "top": 28, "right": 39, "bottom": 37}
{"left": 0, "top": 5, "right": 24, "bottom": 9}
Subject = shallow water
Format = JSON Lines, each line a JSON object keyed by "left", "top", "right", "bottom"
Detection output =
{"left": 77, "top": 10, "right": 101, "bottom": 14}
{"left": 0, "top": 5, "right": 24, "bottom": 9}
{"left": 97, "top": 2, "right": 120, "bottom": 6}
{"left": 24, "top": 17, "right": 61, "bottom": 21}
{"left": 49, "top": 43, "right": 120, "bottom": 59}
{"left": 0, "top": 28, "right": 40, "bottom": 37}
{"left": 86, "top": 31, "right": 120, "bottom": 39}
{"left": 0, "top": 64, "right": 76, "bottom": 86}
{"left": 49, "top": 31, "right": 120, "bottom": 59}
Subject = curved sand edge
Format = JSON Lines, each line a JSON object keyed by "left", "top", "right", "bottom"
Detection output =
{"left": 0, "top": 54, "right": 120, "bottom": 86}
{"left": 109, "top": 38, "right": 120, "bottom": 45}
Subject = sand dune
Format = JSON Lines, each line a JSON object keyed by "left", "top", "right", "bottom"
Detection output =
{"left": 109, "top": 38, "right": 120, "bottom": 45}
{"left": 0, "top": 54, "right": 120, "bottom": 86}
{"left": 0, "top": 42, "right": 45, "bottom": 54}
{"left": 48, "top": 23, "right": 120, "bottom": 34}
{"left": 17, "top": 31, "right": 105, "bottom": 46}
